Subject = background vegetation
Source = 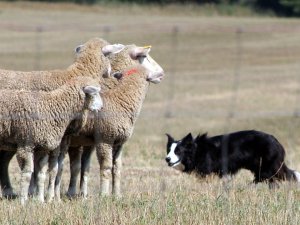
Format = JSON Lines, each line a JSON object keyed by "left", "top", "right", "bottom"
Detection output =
{"left": 2, "top": 0, "right": 300, "bottom": 16}
{"left": 0, "top": 1, "right": 300, "bottom": 224}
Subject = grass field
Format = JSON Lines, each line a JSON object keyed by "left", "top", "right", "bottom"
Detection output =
{"left": 1, "top": 2, "right": 300, "bottom": 224}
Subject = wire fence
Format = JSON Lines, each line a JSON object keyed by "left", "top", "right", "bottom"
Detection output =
{"left": 1, "top": 23, "right": 300, "bottom": 122}
{"left": 1, "top": 22, "right": 300, "bottom": 160}
{"left": 1, "top": 20, "right": 300, "bottom": 199}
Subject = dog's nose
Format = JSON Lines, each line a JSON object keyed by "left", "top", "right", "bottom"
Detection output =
{"left": 165, "top": 157, "right": 171, "bottom": 163}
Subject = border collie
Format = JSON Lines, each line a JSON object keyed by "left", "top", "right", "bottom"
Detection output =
{"left": 165, "top": 130, "right": 300, "bottom": 185}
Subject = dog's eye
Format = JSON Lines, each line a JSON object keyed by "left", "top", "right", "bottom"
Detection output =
{"left": 175, "top": 148, "right": 180, "bottom": 154}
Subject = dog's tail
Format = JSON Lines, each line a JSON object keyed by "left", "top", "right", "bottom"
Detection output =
{"left": 279, "top": 164, "right": 300, "bottom": 182}
{"left": 293, "top": 170, "right": 300, "bottom": 182}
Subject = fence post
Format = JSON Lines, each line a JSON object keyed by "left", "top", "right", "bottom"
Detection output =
{"left": 227, "top": 27, "right": 243, "bottom": 123}
{"left": 165, "top": 26, "right": 179, "bottom": 119}
{"left": 222, "top": 27, "right": 243, "bottom": 184}
{"left": 103, "top": 26, "right": 111, "bottom": 40}
{"left": 160, "top": 25, "right": 179, "bottom": 197}
{"left": 35, "top": 26, "right": 43, "bottom": 70}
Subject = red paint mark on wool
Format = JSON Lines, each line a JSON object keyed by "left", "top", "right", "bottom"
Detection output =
{"left": 124, "top": 68, "right": 138, "bottom": 77}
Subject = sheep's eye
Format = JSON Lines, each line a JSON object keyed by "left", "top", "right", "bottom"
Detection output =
{"left": 112, "top": 72, "right": 123, "bottom": 80}
{"left": 138, "top": 56, "right": 146, "bottom": 62}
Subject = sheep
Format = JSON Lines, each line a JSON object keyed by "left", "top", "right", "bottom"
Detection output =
{"left": 0, "top": 76, "right": 103, "bottom": 204}
{"left": 0, "top": 37, "right": 124, "bottom": 91}
{"left": 0, "top": 151, "right": 15, "bottom": 198}
{"left": 0, "top": 37, "right": 125, "bottom": 198}
{"left": 62, "top": 44, "right": 165, "bottom": 198}
{"left": 12, "top": 44, "right": 162, "bottom": 200}
{"left": 61, "top": 45, "right": 165, "bottom": 198}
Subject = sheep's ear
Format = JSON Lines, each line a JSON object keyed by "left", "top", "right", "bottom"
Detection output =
{"left": 130, "top": 46, "right": 151, "bottom": 59}
{"left": 83, "top": 86, "right": 103, "bottom": 112}
{"left": 102, "top": 44, "right": 125, "bottom": 56}
{"left": 75, "top": 44, "right": 84, "bottom": 53}
{"left": 112, "top": 72, "right": 123, "bottom": 80}
{"left": 83, "top": 86, "right": 101, "bottom": 95}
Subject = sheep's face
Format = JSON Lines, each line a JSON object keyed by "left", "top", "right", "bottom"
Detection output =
{"left": 129, "top": 46, "right": 165, "bottom": 84}
{"left": 74, "top": 38, "right": 125, "bottom": 78}
{"left": 83, "top": 86, "right": 103, "bottom": 112}
{"left": 107, "top": 44, "right": 164, "bottom": 84}
{"left": 101, "top": 44, "right": 125, "bottom": 77}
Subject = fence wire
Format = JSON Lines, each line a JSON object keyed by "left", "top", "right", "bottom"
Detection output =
{"left": 1, "top": 23, "right": 300, "bottom": 191}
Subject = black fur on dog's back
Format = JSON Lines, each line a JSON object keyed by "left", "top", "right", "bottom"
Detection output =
{"left": 179, "top": 130, "right": 297, "bottom": 183}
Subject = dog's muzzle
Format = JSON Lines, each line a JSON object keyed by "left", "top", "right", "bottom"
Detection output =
{"left": 165, "top": 157, "right": 181, "bottom": 167}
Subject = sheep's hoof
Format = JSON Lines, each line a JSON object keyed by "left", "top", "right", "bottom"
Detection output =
{"left": 66, "top": 193, "right": 80, "bottom": 200}
{"left": 46, "top": 197, "right": 54, "bottom": 203}
{"left": 100, "top": 192, "right": 110, "bottom": 197}
{"left": 112, "top": 192, "right": 122, "bottom": 199}
{"left": 111, "top": 194, "right": 122, "bottom": 201}
{"left": 79, "top": 192, "right": 88, "bottom": 200}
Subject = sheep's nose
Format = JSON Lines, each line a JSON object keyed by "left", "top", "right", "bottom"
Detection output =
{"left": 154, "top": 70, "right": 164, "bottom": 79}
{"left": 159, "top": 70, "right": 165, "bottom": 77}
{"left": 165, "top": 157, "right": 171, "bottom": 163}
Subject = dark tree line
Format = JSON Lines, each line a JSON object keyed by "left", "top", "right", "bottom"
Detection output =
{"left": 253, "top": 0, "right": 300, "bottom": 16}
{"left": 5, "top": 0, "right": 300, "bottom": 16}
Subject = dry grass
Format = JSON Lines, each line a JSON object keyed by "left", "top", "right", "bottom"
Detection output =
{"left": 1, "top": 2, "right": 300, "bottom": 224}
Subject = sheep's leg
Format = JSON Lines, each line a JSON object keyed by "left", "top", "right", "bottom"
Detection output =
{"left": 47, "top": 148, "right": 59, "bottom": 202}
{"left": 29, "top": 150, "right": 44, "bottom": 197}
{"left": 28, "top": 158, "right": 37, "bottom": 196}
{"left": 112, "top": 145, "right": 123, "bottom": 197}
{"left": 16, "top": 146, "right": 34, "bottom": 205}
{"left": 35, "top": 152, "right": 48, "bottom": 202}
{"left": 80, "top": 146, "right": 95, "bottom": 198}
{"left": 0, "top": 151, "right": 17, "bottom": 199}
{"left": 54, "top": 136, "right": 70, "bottom": 200}
{"left": 67, "top": 146, "right": 83, "bottom": 198}
{"left": 96, "top": 143, "right": 113, "bottom": 196}
{"left": 54, "top": 151, "right": 66, "bottom": 201}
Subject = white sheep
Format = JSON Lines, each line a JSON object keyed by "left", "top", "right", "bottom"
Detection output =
{"left": 96, "top": 65, "right": 163, "bottom": 196}
{"left": 0, "top": 76, "right": 103, "bottom": 204}
{"left": 60, "top": 45, "right": 164, "bottom": 198}
{"left": 63, "top": 45, "right": 165, "bottom": 198}
{"left": 0, "top": 37, "right": 124, "bottom": 198}
{"left": 15, "top": 44, "right": 163, "bottom": 200}
{"left": 0, "top": 37, "right": 123, "bottom": 91}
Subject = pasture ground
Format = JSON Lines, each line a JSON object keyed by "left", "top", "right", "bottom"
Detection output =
{"left": 0, "top": 2, "right": 300, "bottom": 224}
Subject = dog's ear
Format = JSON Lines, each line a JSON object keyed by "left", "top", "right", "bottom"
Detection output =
{"left": 195, "top": 133, "right": 207, "bottom": 144}
{"left": 183, "top": 133, "right": 193, "bottom": 141}
{"left": 181, "top": 133, "right": 194, "bottom": 147}
{"left": 166, "top": 133, "right": 174, "bottom": 144}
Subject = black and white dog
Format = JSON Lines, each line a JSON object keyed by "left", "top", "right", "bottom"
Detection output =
{"left": 165, "top": 130, "right": 300, "bottom": 185}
